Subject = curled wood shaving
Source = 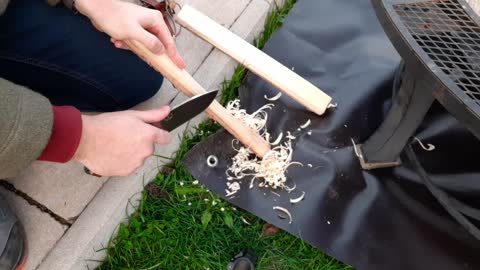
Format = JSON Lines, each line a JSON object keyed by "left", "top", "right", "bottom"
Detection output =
{"left": 300, "top": 119, "right": 311, "bottom": 129}
{"left": 270, "top": 133, "right": 283, "bottom": 146}
{"left": 413, "top": 137, "right": 435, "bottom": 151}
{"left": 290, "top": 191, "right": 305, "bottom": 204}
{"left": 273, "top": 206, "right": 292, "bottom": 224}
{"left": 351, "top": 138, "right": 363, "bottom": 158}
{"left": 327, "top": 102, "right": 338, "bottom": 108}
{"left": 226, "top": 99, "right": 273, "bottom": 134}
{"left": 264, "top": 92, "right": 282, "bottom": 101}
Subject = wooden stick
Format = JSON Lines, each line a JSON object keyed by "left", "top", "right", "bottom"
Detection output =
{"left": 176, "top": 5, "right": 332, "bottom": 116}
{"left": 124, "top": 40, "right": 271, "bottom": 158}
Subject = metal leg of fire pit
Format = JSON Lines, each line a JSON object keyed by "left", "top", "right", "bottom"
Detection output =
{"left": 357, "top": 69, "right": 435, "bottom": 169}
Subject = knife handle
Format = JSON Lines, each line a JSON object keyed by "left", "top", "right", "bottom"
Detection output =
{"left": 124, "top": 40, "right": 271, "bottom": 158}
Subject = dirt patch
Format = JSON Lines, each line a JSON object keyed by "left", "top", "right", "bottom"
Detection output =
{"left": 145, "top": 182, "right": 169, "bottom": 199}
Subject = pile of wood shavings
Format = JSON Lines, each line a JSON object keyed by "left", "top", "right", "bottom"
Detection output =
{"left": 225, "top": 99, "right": 301, "bottom": 197}
{"left": 225, "top": 99, "right": 273, "bottom": 134}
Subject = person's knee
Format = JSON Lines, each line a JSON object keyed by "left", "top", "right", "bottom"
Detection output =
{"left": 118, "top": 73, "right": 164, "bottom": 110}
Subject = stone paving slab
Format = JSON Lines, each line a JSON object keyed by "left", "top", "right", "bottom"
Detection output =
{"left": 0, "top": 187, "right": 67, "bottom": 270}
{"left": 466, "top": 0, "right": 479, "bottom": 15}
{"left": 37, "top": 128, "right": 185, "bottom": 270}
{"left": 35, "top": 0, "right": 277, "bottom": 269}
{"left": 8, "top": 162, "right": 108, "bottom": 221}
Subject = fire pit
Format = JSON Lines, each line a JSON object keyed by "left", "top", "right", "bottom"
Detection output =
{"left": 359, "top": 0, "right": 480, "bottom": 168}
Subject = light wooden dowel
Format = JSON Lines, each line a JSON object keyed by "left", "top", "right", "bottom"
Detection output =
{"left": 176, "top": 5, "right": 332, "bottom": 116}
{"left": 124, "top": 40, "right": 271, "bottom": 158}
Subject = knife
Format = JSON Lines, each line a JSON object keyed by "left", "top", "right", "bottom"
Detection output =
{"left": 84, "top": 89, "right": 218, "bottom": 177}
{"left": 153, "top": 89, "right": 218, "bottom": 131}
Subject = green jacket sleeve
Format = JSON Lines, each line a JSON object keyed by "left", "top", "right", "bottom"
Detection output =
{"left": 0, "top": 79, "right": 53, "bottom": 179}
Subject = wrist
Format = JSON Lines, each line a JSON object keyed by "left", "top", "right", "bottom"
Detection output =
{"left": 72, "top": 115, "right": 91, "bottom": 163}
{"left": 75, "top": 0, "right": 112, "bottom": 18}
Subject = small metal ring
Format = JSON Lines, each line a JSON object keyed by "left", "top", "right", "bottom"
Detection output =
{"left": 207, "top": 155, "right": 218, "bottom": 167}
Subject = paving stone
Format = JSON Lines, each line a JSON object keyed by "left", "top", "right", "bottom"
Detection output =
{"left": 466, "top": 0, "right": 480, "bottom": 15}
{"left": 0, "top": 187, "right": 67, "bottom": 270}
{"left": 37, "top": 125, "right": 185, "bottom": 270}
{"left": 262, "top": 0, "right": 286, "bottom": 9}
{"left": 8, "top": 162, "right": 108, "bottom": 222}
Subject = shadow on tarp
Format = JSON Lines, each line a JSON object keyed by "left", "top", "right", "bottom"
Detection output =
{"left": 183, "top": 0, "right": 480, "bottom": 269}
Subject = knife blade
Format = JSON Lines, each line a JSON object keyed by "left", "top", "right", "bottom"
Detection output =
{"left": 154, "top": 89, "right": 218, "bottom": 131}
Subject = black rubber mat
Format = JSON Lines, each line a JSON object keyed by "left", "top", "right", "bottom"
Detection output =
{"left": 183, "top": 0, "right": 480, "bottom": 269}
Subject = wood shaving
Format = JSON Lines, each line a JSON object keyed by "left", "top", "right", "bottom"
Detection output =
{"left": 226, "top": 99, "right": 273, "bottom": 134}
{"left": 284, "top": 183, "right": 297, "bottom": 193}
{"left": 413, "top": 137, "right": 435, "bottom": 151}
{"left": 264, "top": 92, "right": 282, "bottom": 101}
{"left": 241, "top": 216, "right": 251, "bottom": 225}
{"left": 300, "top": 119, "right": 311, "bottom": 129}
{"left": 225, "top": 189, "right": 238, "bottom": 197}
{"left": 290, "top": 191, "right": 305, "bottom": 204}
{"left": 351, "top": 138, "right": 363, "bottom": 158}
{"left": 225, "top": 99, "right": 301, "bottom": 193}
{"left": 273, "top": 206, "right": 292, "bottom": 224}
{"left": 270, "top": 133, "right": 283, "bottom": 146}
{"left": 271, "top": 191, "right": 281, "bottom": 197}
{"left": 327, "top": 102, "right": 338, "bottom": 108}
{"left": 286, "top": 132, "right": 296, "bottom": 140}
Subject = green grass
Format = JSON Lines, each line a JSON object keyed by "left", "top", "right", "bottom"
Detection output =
{"left": 98, "top": 1, "right": 352, "bottom": 269}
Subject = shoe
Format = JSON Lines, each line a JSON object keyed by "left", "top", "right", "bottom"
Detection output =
{"left": 227, "top": 250, "right": 257, "bottom": 270}
{"left": 0, "top": 195, "right": 26, "bottom": 270}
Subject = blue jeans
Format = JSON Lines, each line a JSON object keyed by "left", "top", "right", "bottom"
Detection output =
{"left": 0, "top": 0, "right": 164, "bottom": 112}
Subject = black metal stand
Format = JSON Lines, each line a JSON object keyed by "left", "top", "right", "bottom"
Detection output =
{"left": 358, "top": 68, "right": 435, "bottom": 169}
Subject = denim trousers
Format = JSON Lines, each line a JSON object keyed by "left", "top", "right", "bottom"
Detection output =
{"left": 0, "top": 0, "right": 164, "bottom": 112}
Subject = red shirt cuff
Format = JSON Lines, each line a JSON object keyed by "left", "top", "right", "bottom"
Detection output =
{"left": 37, "top": 106, "right": 83, "bottom": 163}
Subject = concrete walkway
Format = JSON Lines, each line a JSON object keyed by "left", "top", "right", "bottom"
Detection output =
{"left": 0, "top": 0, "right": 283, "bottom": 269}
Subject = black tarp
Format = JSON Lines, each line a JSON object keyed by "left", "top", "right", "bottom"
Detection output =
{"left": 183, "top": 0, "right": 480, "bottom": 269}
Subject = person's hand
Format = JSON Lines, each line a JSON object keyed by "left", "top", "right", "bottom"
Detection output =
{"left": 75, "top": 0, "right": 186, "bottom": 68}
{"left": 72, "top": 107, "right": 172, "bottom": 177}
